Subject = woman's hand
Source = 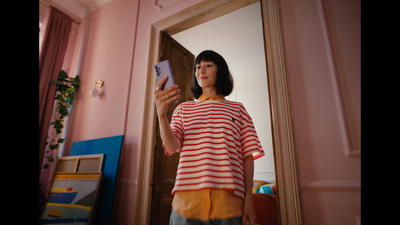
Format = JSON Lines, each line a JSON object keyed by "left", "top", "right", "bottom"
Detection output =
{"left": 154, "top": 76, "right": 181, "bottom": 154}
{"left": 242, "top": 155, "right": 256, "bottom": 225}
{"left": 154, "top": 76, "right": 181, "bottom": 118}
{"left": 242, "top": 198, "right": 257, "bottom": 225}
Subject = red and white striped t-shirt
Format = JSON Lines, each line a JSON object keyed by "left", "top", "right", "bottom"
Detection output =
{"left": 163, "top": 100, "right": 265, "bottom": 199}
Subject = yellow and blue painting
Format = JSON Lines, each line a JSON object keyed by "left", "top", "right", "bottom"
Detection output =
{"left": 40, "top": 173, "right": 102, "bottom": 225}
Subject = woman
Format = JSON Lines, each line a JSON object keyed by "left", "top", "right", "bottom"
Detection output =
{"left": 154, "top": 50, "right": 264, "bottom": 225}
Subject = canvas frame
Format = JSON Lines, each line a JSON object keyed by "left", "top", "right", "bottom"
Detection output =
{"left": 55, "top": 154, "right": 104, "bottom": 173}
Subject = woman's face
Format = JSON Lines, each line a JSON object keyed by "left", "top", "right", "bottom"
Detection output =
{"left": 195, "top": 60, "right": 218, "bottom": 90}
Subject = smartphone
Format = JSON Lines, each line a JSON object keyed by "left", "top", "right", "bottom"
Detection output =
{"left": 154, "top": 60, "right": 179, "bottom": 103}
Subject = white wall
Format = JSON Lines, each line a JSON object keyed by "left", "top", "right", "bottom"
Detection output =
{"left": 172, "top": 2, "right": 275, "bottom": 181}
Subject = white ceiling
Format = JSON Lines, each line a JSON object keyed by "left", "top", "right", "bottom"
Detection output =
{"left": 51, "top": 0, "right": 111, "bottom": 18}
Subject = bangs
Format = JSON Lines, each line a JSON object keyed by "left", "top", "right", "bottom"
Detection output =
{"left": 195, "top": 50, "right": 222, "bottom": 65}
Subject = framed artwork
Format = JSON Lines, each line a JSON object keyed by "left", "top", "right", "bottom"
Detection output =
{"left": 40, "top": 172, "right": 103, "bottom": 225}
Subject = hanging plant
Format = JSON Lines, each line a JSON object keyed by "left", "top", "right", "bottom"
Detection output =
{"left": 43, "top": 70, "right": 80, "bottom": 169}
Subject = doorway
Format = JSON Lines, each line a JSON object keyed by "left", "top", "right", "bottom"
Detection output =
{"left": 151, "top": 4, "right": 275, "bottom": 222}
{"left": 171, "top": 1, "right": 275, "bottom": 183}
{"left": 136, "top": 0, "right": 303, "bottom": 224}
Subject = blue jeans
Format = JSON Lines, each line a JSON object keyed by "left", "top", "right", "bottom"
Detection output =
{"left": 170, "top": 208, "right": 242, "bottom": 225}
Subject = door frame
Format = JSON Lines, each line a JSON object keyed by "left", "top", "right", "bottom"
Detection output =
{"left": 135, "top": 0, "right": 303, "bottom": 224}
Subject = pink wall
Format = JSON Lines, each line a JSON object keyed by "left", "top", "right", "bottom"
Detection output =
{"left": 60, "top": 1, "right": 140, "bottom": 223}
{"left": 50, "top": 0, "right": 360, "bottom": 224}
{"left": 280, "top": 0, "right": 360, "bottom": 224}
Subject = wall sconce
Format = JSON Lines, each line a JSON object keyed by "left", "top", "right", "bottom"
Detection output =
{"left": 90, "top": 80, "right": 104, "bottom": 97}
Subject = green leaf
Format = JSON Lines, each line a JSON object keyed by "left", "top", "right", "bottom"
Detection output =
{"left": 59, "top": 70, "right": 68, "bottom": 79}
{"left": 52, "top": 120, "right": 63, "bottom": 129}
{"left": 43, "top": 164, "right": 49, "bottom": 169}
{"left": 58, "top": 138, "right": 65, "bottom": 143}
{"left": 49, "top": 144, "right": 59, "bottom": 150}
{"left": 56, "top": 94, "right": 64, "bottom": 101}
{"left": 49, "top": 81, "right": 57, "bottom": 85}
{"left": 48, "top": 156, "right": 54, "bottom": 162}
{"left": 66, "top": 87, "right": 75, "bottom": 93}
{"left": 57, "top": 104, "right": 68, "bottom": 117}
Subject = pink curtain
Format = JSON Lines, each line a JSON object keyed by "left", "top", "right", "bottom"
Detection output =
{"left": 39, "top": 6, "right": 74, "bottom": 172}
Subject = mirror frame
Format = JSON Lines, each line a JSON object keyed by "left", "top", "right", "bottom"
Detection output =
{"left": 135, "top": 0, "right": 303, "bottom": 224}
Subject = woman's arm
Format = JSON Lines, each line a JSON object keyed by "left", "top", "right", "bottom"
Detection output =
{"left": 242, "top": 155, "right": 257, "bottom": 225}
{"left": 158, "top": 113, "right": 180, "bottom": 154}
{"left": 154, "top": 76, "right": 181, "bottom": 154}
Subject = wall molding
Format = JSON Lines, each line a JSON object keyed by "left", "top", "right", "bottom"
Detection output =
{"left": 154, "top": 0, "right": 187, "bottom": 11}
{"left": 254, "top": 170, "right": 275, "bottom": 181}
{"left": 301, "top": 180, "right": 360, "bottom": 192}
{"left": 254, "top": 170, "right": 275, "bottom": 173}
{"left": 316, "top": 0, "right": 360, "bottom": 158}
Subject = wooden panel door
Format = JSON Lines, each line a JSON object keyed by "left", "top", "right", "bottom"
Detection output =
{"left": 150, "top": 32, "right": 194, "bottom": 225}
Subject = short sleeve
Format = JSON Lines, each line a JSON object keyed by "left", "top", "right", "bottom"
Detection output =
{"left": 163, "top": 103, "right": 184, "bottom": 155}
{"left": 239, "top": 103, "right": 265, "bottom": 160}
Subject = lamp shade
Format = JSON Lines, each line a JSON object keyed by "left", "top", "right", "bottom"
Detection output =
{"left": 90, "top": 88, "right": 99, "bottom": 97}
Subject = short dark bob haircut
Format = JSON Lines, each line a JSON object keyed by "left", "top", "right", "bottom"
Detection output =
{"left": 189, "top": 50, "right": 234, "bottom": 99}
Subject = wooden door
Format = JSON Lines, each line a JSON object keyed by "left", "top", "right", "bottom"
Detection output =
{"left": 150, "top": 32, "right": 194, "bottom": 225}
